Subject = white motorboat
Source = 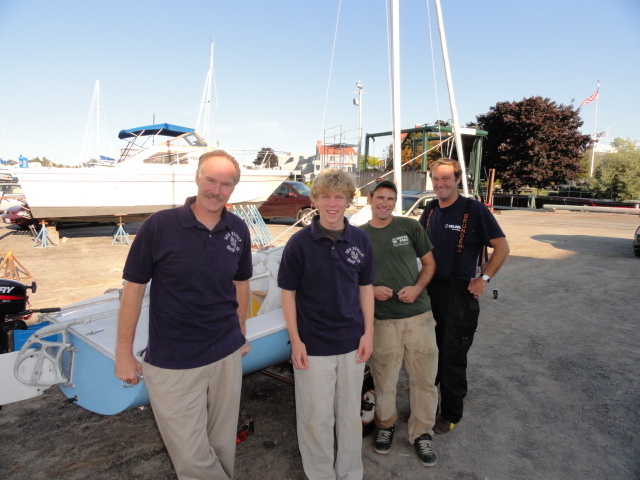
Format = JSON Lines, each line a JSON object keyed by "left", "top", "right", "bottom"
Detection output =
{"left": 12, "top": 124, "right": 289, "bottom": 223}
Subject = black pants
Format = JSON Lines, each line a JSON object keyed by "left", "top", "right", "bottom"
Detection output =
{"left": 427, "top": 278, "right": 480, "bottom": 424}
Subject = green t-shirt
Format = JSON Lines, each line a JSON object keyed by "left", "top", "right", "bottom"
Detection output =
{"left": 360, "top": 216, "right": 433, "bottom": 320}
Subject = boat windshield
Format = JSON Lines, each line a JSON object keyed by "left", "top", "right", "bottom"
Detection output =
{"left": 168, "top": 133, "right": 207, "bottom": 148}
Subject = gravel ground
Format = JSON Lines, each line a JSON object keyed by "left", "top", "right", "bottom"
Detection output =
{"left": 1, "top": 209, "right": 639, "bottom": 479}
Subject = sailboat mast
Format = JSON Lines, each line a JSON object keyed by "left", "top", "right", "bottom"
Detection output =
{"left": 196, "top": 42, "right": 215, "bottom": 143}
{"left": 434, "top": 0, "right": 469, "bottom": 196}
{"left": 390, "top": 0, "right": 403, "bottom": 213}
{"left": 96, "top": 79, "right": 101, "bottom": 160}
{"left": 588, "top": 81, "right": 600, "bottom": 177}
{"left": 79, "top": 79, "right": 101, "bottom": 165}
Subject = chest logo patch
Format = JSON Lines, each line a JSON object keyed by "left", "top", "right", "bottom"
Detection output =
{"left": 345, "top": 246, "right": 365, "bottom": 265}
{"left": 225, "top": 231, "right": 242, "bottom": 253}
{"left": 391, "top": 235, "right": 409, "bottom": 247}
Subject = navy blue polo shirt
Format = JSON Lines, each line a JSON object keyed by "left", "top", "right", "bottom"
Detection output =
{"left": 123, "top": 196, "right": 253, "bottom": 369}
{"left": 419, "top": 196, "right": 505, "bottom": 281}
{"left": 278, "top": 215, "right": 375, "bottom": 356}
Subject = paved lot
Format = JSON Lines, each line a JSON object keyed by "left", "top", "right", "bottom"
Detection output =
{"left": 1, "top": 209, "right": 639, "bottom": 479}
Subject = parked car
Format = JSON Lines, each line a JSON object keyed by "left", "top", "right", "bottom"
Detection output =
{"left": 348, "top": 191, "right": 437, "bottom": 226}
{"left": 401, "top": 191, "right": 437, "bottom": 216}
{"left": 1, "top": 202, "right": 33, "bottom": 228}
{"left": 634, "top": 226, "right": 640, "bottom": 257}
{"left": 0, "top": 183, "right": 25, "bottom": 213}
{"left": 258, "top": 181, "right": 316, "bottom": 227}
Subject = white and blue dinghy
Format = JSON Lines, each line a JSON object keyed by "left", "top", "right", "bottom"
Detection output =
{"left": 1, "top": 247, "right": 291, "bottom": 415}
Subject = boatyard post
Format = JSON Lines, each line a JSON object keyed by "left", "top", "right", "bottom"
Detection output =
{"left": 354, "top": 81, "right": 364, "bottom": 172}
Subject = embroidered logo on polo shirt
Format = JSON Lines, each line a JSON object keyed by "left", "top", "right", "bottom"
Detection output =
{"left": 391, "top": 235, "right": 409, "bottom": 247}
{"left": 344, "top": 246, "right": 365, "bottom": 265}
{"left": 445, "top": 223, "right": 462, "bottom": 232}
{"left": 224, "top": 231, "right": 242, "bottom": 253}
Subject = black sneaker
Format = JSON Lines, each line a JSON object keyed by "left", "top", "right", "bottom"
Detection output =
{"left": 414, "top": 433, "right": 437, "bottom": 467}
{"left": 373, "top": 425, "right": 395, "bottom": 454}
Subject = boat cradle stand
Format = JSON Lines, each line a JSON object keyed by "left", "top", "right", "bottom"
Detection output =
{"left": 31, "top": 221, "right": 59, "bottom": 248}
{"left": 112, "top": 215, "right": 130, "bottom": 245}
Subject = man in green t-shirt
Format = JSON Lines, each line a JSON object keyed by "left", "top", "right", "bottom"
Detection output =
{"left": 360, "top": 179, "right": 439, "bottom": 468}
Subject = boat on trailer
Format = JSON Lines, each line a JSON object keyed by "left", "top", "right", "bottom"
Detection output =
{"left": 12, "top": 124, "right": 289, "bottom": 224}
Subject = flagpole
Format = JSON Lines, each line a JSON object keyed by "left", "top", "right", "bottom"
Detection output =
{"left": 589, "top": 80, "right": 600, "bottom": 177}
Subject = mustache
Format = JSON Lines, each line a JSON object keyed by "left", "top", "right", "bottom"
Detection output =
{"left": 204, "top": 193, "right": 226, "bottom": 202}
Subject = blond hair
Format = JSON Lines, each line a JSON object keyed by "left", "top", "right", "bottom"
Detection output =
{"left": 310, "top": 169, "right": 356, "bottom": 204}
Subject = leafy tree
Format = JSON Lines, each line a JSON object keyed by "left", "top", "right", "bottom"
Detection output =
{"left": 253, "top": 147, "right": 279, "bottom": 168}
{"left": 360, "top": 155, "right": 381, "bottom": 171}
{"left": 588, "top": 138, "right": 640, "bottom": 200}
{"left": 476, "top": 96, "right": 591, "bottom": 192}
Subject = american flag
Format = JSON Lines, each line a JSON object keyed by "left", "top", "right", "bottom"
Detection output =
{"left": 595, "top": 128, "right": 609, "bottom": 139}
{"left": 581, "top": 90, "right": 599, "bottom": 106}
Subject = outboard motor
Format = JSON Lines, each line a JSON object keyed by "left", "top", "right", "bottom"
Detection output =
{"left": 0, "top": 278, "right": 36, "bottom": 354}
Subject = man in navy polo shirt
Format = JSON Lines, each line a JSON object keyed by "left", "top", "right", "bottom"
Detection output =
{"left": 115, "top": 150, "right": 252, "bottom": 480}
{"left": 278, "top": 169, "right": 375, "bottom": 480}
{"left": 419, "top": 158, "right": 509, "bottom": 436}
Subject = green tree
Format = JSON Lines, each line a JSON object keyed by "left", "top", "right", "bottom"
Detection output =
{"left": 360, "top": 155, "right": 381, "bottom": 171}
{"left": 476, "top": 96, "right": 591, "bottom": 192}
{"left": 588, "top": 138, "right": 640, "bottom": 200}
{"left": 253, "top": 147, "right": 279, "bottom": 168}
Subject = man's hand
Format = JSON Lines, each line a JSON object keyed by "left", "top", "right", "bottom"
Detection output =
{"left": 240, "top": 341, "right": 251, "bottom": 357}
{"left": 468, "top": 276, "right": 489, "bottom": 299}
{"left": 373, "top": 285, "right": 393, "bottom": 302}
{"left": 397, "top": 285, "right": 421, "bottom": 304}
{"left": 356, "top": 331, "right": 374, "bottom": 363}
{"left": 115, "top": 353, "right": 143, "bottom": 386}
{"left": 290, "top": 339, "right": 309, "bottom": 370}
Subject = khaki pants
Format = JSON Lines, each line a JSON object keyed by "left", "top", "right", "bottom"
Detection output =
{"left": 370, "top": 312, "right": 439, "bottom": 442}
{"left": 294, "top": 351, "right": 366, "bottom": 480}
{"left": 142, "top": 349, "right": 242, "bottom": 480}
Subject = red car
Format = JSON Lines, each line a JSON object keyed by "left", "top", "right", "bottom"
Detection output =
{"left": 1, "top": 202, "right": 33, "bottom": 228}
{"left": 258, "top": 181, "right": 316, "bottom": 227}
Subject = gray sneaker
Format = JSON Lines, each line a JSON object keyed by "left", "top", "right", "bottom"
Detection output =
{"left": 373, "top": 425, "right": 395, "bottom": 454}
{"left": 414, "top": 433, "right": 437, "bottom": 467}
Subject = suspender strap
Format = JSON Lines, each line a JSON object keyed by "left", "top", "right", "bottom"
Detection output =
{"left": 424, "top": 199, "right": 438, "bottom": 230}
{"left": 425, "top": 197, "right": 473, "bottom": 278}
{"left": 451, "top": 198, "right": 473, "bottom": 278}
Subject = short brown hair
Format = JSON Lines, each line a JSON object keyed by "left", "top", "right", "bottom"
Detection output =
{"left": 197, "top": 150, "right": 241, "bottom": 185}
{"left": 429, "top": 158, "right": 462, "bottom": 181}
{"left": 311, "top": 169, "right": 356, "bottom": 204}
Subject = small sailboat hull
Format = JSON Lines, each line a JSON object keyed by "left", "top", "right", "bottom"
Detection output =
{"left": 8, "top": 247, "right": 290, "bottom": 415}
{"left": 54, "top": 308, "right": 291, "bottom": 415}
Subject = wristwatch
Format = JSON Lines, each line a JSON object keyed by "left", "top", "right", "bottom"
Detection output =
{"left": 480, "top": 273, "right": 491, "bottom": 283}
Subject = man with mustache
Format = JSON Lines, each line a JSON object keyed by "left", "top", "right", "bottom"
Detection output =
{"left": 115, "top": 150, "right": 252, "bottom": 480}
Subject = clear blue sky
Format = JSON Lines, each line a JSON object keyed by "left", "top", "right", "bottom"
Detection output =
{"left": 0, "top": 0, "right": 638, "bottom": 166}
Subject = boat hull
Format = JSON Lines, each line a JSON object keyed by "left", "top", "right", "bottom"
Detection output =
{"left": 58, "top": 309, "right": 291, "bottom": 415}
{"left": 6, "top": 247, "right": 289, "bottom": 414}
{"left": 14, "top": 166, "right": 288, "bottom": 222}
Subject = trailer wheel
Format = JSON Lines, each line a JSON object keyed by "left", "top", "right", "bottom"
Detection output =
{"left": 361, "top": 374, "right": 376, "bottom": 437}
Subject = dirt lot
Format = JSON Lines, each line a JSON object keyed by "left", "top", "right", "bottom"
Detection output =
{"left": 1, "top": 209, "right": 639, "bottom": 479}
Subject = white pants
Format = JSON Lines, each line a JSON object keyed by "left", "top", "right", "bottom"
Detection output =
{"left": 294, "top": 351, "right": 365, "bottom": 480}
{"left": 142, "top": 349, "right": 242, "bottom": 480}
